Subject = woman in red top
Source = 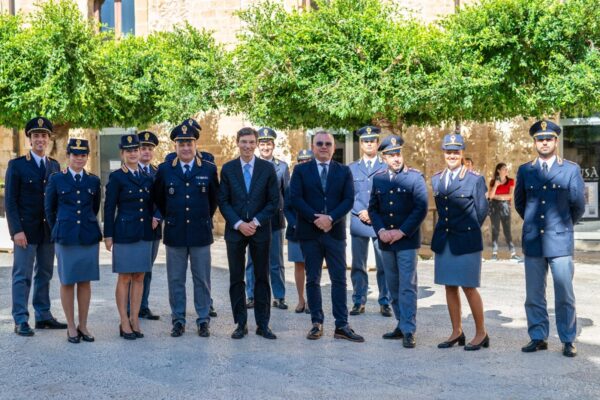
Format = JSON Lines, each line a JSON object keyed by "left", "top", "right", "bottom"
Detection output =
{"left": 488, "top": 163, "right": 520, "bottom": 261}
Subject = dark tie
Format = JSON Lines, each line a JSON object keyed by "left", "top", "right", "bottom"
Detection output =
{"left": 320, "top": 163, "right": 328, "bottom": 191}
{"left": 134, "top": 170, "right": 139, "bottom": 180}
{"left": 447, "top": 172, "right": 454, "bottom": 189}
{"left": 184, "top": 164, "right": 191, "bottom": 179}
{"left": 542, "top": 162, "right": 548, "bottom": 176}
{"left": 39, "top": 158, "right": 46, "bottom": 178}
{"left": 144, "top": 166, "right": 149, "bottom": 175}
{"left": 243, "top": 164, "right": 252, "bottom": 192}
{"left": 74, "top": 174, "right": 81, "bottom": 185}
{"left": 366, "top": 160, "right": 372, "bottom": 173}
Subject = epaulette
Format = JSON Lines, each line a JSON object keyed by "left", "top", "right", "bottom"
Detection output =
{"left": 203, "top": 159, "right": 216, "bottom": 167}
{"left": 195, "top": 155, "right": 203, "bottom": 167}
{"left": 150, "top": 164, "right": 158, "bottom": 172}
{"left": 25, "top": 152, "right": 31, "bottom": 161}
{"left": 467, "top": 170, "right": 480, "bottom": 176}
{"left": 459, "top": 166, "right": 468, "bottom": 179}
{"left": 564, "top": 159, "right": 577, "bottom": 165}
{"left": 274, "top": 158, "right": 280, "bottom": 166}
{"left": 530, "top": 158, "right": 538, "bottom": 167}
{"left": 375, "top": 168, "right": 388, "bottom": 175}
{"left": 48, "top": 157, "right": 58, "bottom": 163}
{"left": 432, "top": 170, "right": 443, "bottom": 177}
{"left": 171, "top": 157, "right": 179, "bottom": 167}
{"left": 407, "top": 167, "right": 421, "bottom": 174}
{"left": 557, "top": 155, "right": 564, "bottom": 165}
{"left": 121, "top": 165, "right": 128, "bottom": 173}
{"left": 86, "top": 170, "right": 98, "bottom": 177}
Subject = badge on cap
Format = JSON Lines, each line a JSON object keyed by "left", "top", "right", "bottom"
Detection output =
{"left": 76, "top": 139, "right": 81, "bottom": 147}
{"left": 145, "top": 133, "right": 150, "bottom": 141}
{"left": 541, "top": 121, "right": 547, "bottom": 131}
{"left": 182, "top": 125, "right": 187, "bottom": 134}
{"left": 391, "top": 137, "right": 396, "bottom": 146}
{"left": 38, "top": 118, "right": 44, "bottom": 128}
{"left": 367, "top": 127, "right": 372, "bottom": 134}
{"left": 127, "top": 135, "right": 132, "bottom": 143}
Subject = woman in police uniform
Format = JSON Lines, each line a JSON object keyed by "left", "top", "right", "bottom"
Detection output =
{"left": 45, "top": 139, "right": 102, "bottom": 344}
{"left": 104, "top": 134, "right": 154, "bottom": 340}
{"left": 431, "top": 133, "right": 490, "bottom": 351}
{"left": 284, "top": 149, "right": 313, "bottom": 314}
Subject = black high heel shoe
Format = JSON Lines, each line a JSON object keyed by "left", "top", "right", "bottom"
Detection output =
{"left": 464, "top": 334, "right": 490, "bottom": 351}
{"left": 438, "top": 332, "right": 466, "bottom": 349}
{"left": 132, "top": 330, "right": 144, "bottom": 338}
{"left": 67, "top": 329, "right": 80, "bottom": 344}
{"left": 119, "top": 324, "right": 136, "bottom": 340}
{"left": 77, "top": 327, "right": 95, "bottom": 342}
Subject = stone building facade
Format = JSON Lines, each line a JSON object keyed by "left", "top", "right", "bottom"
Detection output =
{"left": 1, "top": 0, "right": 553, "bottom": 251}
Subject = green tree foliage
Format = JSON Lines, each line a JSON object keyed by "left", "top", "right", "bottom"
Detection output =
{"left": 228, "top": 0, "right": 443, "bottom": 130}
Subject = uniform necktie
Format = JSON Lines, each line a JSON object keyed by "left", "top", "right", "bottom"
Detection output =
{"left": 446, "top": 171, "right": 454, "bottom": 189}
{"left": 320, "top": 163, "right": 328, "bottom": 191}
{"left": 243, "top": 163, "right": 252, "bottom": 192}
{"left": 75, "top": 174, "right": 81, "bottom": 185}
{"left": 542, "top": 162, "right": 548, "bottom": 176}
{"left": 144, "top": 166, "right": 149, "bottom": 175}
{"left": 366, "top": 160, "right": 372, "bottom": 173}
{"left": 134, "top": 170, "right": 139, "bottom": 180}
{"left": 184, "top": 164, "right": 191, "bottom": 179}
{"left": 39, "top": 158, "right": 46, "bottom": 178}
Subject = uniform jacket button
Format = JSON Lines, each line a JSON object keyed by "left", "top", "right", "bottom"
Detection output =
{"left": 77, "top": 220, "right": 80, "bottom": 224}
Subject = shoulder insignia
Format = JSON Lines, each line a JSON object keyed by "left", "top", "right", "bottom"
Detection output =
{"left": 48, "top": 157, "right": 58, "bottom": 163}
{"left": 564, "top": 159, "right": 577, "bottom": 165}
{"left": 151, "top": 164, "right": 158, "bottom": 172}
{"left": 274, "top": 158, "right": 280, "bottom": 166}
{"left": 530, "top": 158, "right": 538, "bottom": 167}
{"left": 171, "top": 157, "right": 179, "bottom": 167}
{"left": 85, "top": 170, "right": 98, "bottom": 177}
{"left": 459, "top": 166, "right": 467, "bottom": 180}
{"left": 195, "top": 155, "right": 202, "bottom": 167}
{"left": 468, "top": 170, "right": 480, "bottom": 176}
{"left": 121, "top": 165, "right": 128, "bottom": 173}
{"left": 62, "top": 168, "right": 68, "bottom": 174}
{"left": 25, "top": 152, "right": 31, "bottom": 161}
{"left": 375, "top": 169, "right": 387, "bottom": 175}
{"left": 432, "top": 170, "right": 443, "bottom": 176}
{"left": 557, "top": 156, "right": 564, "bottom": 165}
{"left": 204, "top": 159, "right": 216, "bottom": 166}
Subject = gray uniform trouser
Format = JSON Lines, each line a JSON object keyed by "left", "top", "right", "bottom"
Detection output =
{"left": 525, "top": 255, "right": 576, "bottom": 343}
{"left": 12, "top": 243, "right": 55, "bottom": 324}
{"left": 166, "top": 245, "right": 211, "bottom": 326}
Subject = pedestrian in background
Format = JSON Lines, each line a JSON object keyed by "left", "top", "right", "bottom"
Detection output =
{"left": 488, "top": 162, "right": 520, "bottom": 261}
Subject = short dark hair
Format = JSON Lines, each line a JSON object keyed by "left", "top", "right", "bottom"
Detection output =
{"left": 237, "top": 127, "right": 258, "bottom": 142}
{"left": 312, "top": 130, "right": 333, "bottom": 143}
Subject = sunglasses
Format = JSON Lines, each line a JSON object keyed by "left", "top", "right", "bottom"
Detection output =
{"left": 315, "top": 141, "right": 333, "bottom": 148}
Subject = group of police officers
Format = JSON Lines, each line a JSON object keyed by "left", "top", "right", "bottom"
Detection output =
{"left": 5, "top": 116, "right": 585, "bottom": 357}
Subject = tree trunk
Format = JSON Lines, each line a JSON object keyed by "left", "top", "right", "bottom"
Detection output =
{"left": 50, "top": 123, "right": 71, "bottom": 164}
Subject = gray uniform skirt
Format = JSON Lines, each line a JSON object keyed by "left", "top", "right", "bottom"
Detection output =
{"left": 434, "top": 242, "right": 482, "bottom": 288}
{"left": 287, "top": 240, "right": 304, "bottom": 263}
{"left": 112, "top": 241, "right": 152, "bottom": 274}
{"left": 56, "top": 243, "right": 100, "bottom": 285}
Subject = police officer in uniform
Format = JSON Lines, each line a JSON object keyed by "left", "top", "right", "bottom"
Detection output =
{"left": 134, "top": 130, "right": 162, "bottom": 321}
{"left": 104, "top": 134, "right": 155, "bottom": 340}
{"left": 45, "top": 138, "right": 102, "bottom": 343}
{"left": 5, "top": 117, "right": 67, "bottom": 336}
{"left": 349, "top": 126, "right": 391, "bottom": 317}
{"left": 245, "top": 127, "right": 290, "bottom": 310}
{"left": 164, "top": 120, "right": 218, "bottom": 318}
{"left": 153, "top": 124, "right": 219, "bottom": 338}
{"left": 515, "top": 120, "right": 585, "bottom": 357}
{"left": 431, "top": 133, "right": 490, "bottom": 351}
{"left": 368, "top": 135, "right": 428, "bottom": 348}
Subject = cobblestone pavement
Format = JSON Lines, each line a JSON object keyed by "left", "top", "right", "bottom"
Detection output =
{"left": 0, "top": 237, "right": 599, "bottom": 400}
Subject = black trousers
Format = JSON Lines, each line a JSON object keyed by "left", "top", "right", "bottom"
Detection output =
{"left": 226, "top": 237, "right": 271, "bottom": 327}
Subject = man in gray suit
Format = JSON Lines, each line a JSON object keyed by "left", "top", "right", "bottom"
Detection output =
{"left": 218, "top": 127, "right": 280, "bottom": 340}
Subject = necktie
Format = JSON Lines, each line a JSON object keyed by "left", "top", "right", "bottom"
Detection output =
{"left": 320, "top": 163, "right": 328, "bottom": 191}
{"left": 144, "top": 166, "right": 149, "bottom": 175}
{"left": 134, "top": 170, "right": 139, "bottom": 180}
{"left": 75, "top": 174, "right": 81, "bottom": 185}
{"left": 39, "top": 158, "right": 46, "bottom": 178}
{"left": 446, "top": 172, "right": 454, "bottom": 189}
{"left": 243, "top": 163, "right": 252, "bottom": 192}
{"left": 542, "top": 162, "right": 548, "bottom": 176}
{"left": 366, "top": 160, "right": 372, "bottom": 173}
{"left": 184, "top": 164, "right": 191, "bottom": 179}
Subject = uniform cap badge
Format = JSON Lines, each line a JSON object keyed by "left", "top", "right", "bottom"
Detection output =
{"left": 127, "top": 135, "right": 132, "bottom": 143}
{"left": 182, "top": 125, "right": 188, "bottom": 134}
{"left": 366, "top": 127, "right": 372, "bottom": 134}
{"left": 38, "top": 118, "right": 44, "bottom": 128}
{"left": 541, "top": 121, "right": 547, "bottom": 131}
{"left": 391, "top": 137, "right": 396, "bottom": 146}
{"left": 76, "top": 139, "right": 81, "bottom": 147}
{"left": 145, "top": 133, "right": 150, "bottom": 140}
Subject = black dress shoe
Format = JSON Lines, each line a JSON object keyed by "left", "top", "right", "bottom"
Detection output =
{"left": 306, "top": 323, "right": 323, "bottom": 340}
{"left": 246, "top": 299, "right": 255, "bottom": 309}
{"left": 67, "top": 331, "right": 81, "bottom": 344}
{"left": 382, "top": 328, "right": 404, "bottom": 340}
{"left": 132, "top": 330, "right": 144, "bottom": 339}
{"left": 465, "top": 334, "right": 490, "bottom": 351}
{"left": 563, "top": 342, "right": 577, "bottom": 357}
{"left": 380, "top": 305, "right": 393, "bottom": 317}
{"left": 35, "top": 318, "right": 67, "bottom": 329}
{"left": 349, "top": 304, "right": 365, "bottom": 316}
{"left": 170, "top": 322, "right": 185, "bottom": 338}
{"left": 403, "top": 333, "right": 416, "bottom": 348}
{"left": 521, "top": 339, "right": 548, "bottom": 353}
{"left": 120, "top": 325, "right": 137, "bottom": 340}
{"left": 334, "top": 325, "right": 365, "bottom": 343}
{"left": 231, "top": 324, "right": 248, "bottom": 339}
{"left": 273, "top": 299, "right": 289, "bottom": 310}
{"left": 77, "top": 327, "right": 95, "bottom": 342}
{"left": 14, "top": 322, "right": 35, "bottom": 337}
{"left": 209, "top": 305, "right": 218, "bottom": 318}
{"left": 198, "top": 322, "right": 210, "bottom": 338}
{"left": 256, "top": 326, "right": 277, "bottom": 339}
{"left": 438, "top": 332, "right": 466, "bottom": 348}
{"left": 139, "top": 308, "right": 160, "bottom": 321}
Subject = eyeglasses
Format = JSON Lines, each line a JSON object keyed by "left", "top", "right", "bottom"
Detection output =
{"left": 315, "top": 141, "right": 333, "bottom": 148}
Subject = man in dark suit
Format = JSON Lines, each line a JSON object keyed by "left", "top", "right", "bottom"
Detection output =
{"left": 218, "top": 127, "right": 279, "bottom": 340}
{"left": 290, "top": 131, "right": 364, "bottom": 342}
{"left": 5, "top": 117, "right": 67, "bottom": 336}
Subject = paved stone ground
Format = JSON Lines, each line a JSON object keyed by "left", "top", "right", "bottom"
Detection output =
{"left": 0, "top": 237, "right": 599, "bottom": 400}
